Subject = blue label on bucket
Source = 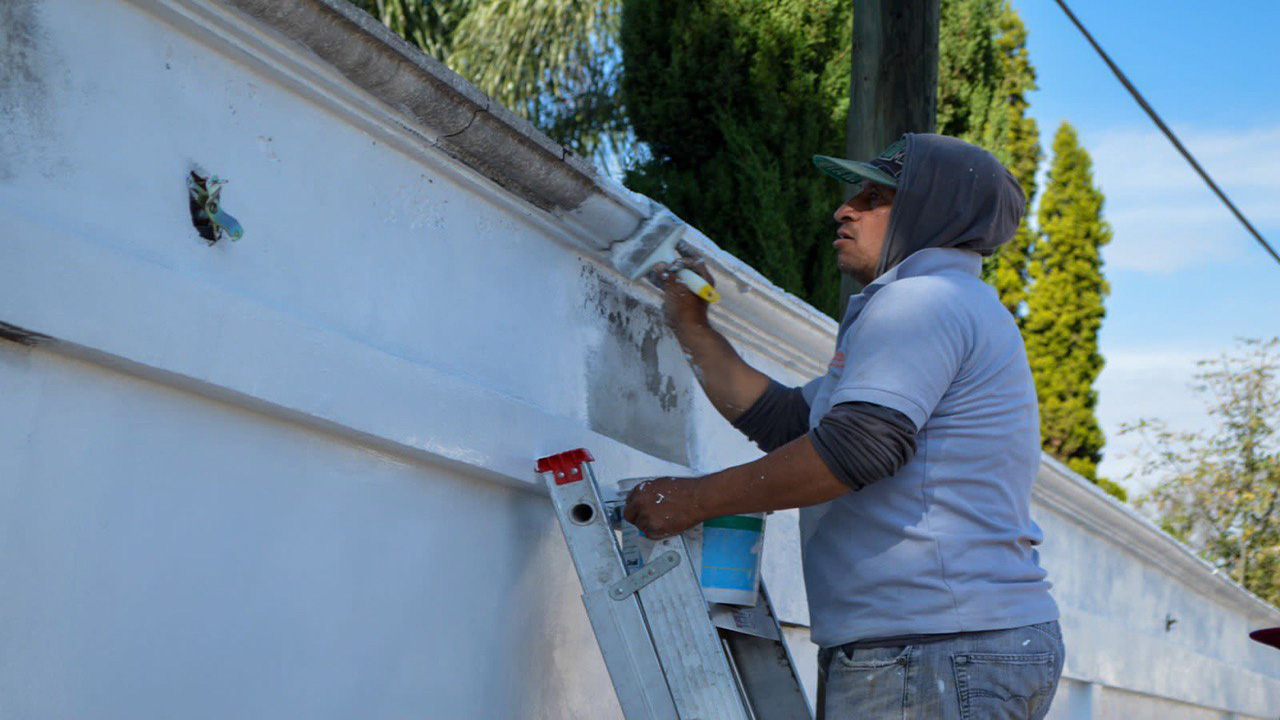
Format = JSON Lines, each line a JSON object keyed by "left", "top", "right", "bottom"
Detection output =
{"left": 700, "top": 526, "right": 761, "bottom": 592}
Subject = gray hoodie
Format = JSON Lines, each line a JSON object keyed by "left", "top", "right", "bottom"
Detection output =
{"left": 876, "top": 133, "right": 1027, "bottom": 277}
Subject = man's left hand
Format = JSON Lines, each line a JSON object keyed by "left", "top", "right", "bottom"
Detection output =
{"left": 623, "top": 476, "right": 710, "bottom": 540}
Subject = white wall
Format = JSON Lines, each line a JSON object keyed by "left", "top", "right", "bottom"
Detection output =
{"left": 2, "top": 1, "right": 1279, "bottom": 718}
{"left": 1, "top": 1, "right": 818, "bottom": 717}
{"left": 0, "top": 344, "right": 619, "bottom": 718}
{"left": 1034, "top": 465, "right": 1280, "bottom": 719}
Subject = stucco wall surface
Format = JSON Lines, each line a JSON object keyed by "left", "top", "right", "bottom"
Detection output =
{"left": 1034, "top": 466, "right": 1280, "bottom": 719}
{"left": 0, "top": 344, "right": 620, "bottom": 718}
{"left": 2, "top": 1, "right": 1279, "bottom": 719}
{"left": 1, "top": 1, "right": 821, "bottom": 716}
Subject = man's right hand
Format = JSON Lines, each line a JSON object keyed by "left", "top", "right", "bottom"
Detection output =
{"left": 653, "top": 254, "right": 717, "bottom": 332}
{"left": 650, "top": 251, "right": 770, "bottom": 423}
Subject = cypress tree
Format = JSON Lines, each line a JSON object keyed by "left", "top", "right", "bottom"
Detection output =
{"left": 621, "top": 0, "right": 1040, "bottom": 318}
{"left": 981, "top": 3, "right": 1040, "bottom": 317}
{"left": 937, "top": 0, "right": 1000, "bottom": 143}
{"left": 620, "top": 0, "right": 851, "bottom": 317}
{"left": 1024, "top": 122, "right": 1116, "bottom": 496}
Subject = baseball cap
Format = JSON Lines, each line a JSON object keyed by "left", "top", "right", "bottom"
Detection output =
{"left": 813, "top": 137, "right": 907, "bottom": 188}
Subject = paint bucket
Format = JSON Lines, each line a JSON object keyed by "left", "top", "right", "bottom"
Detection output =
{"left": 695, "top": 513, "right": 765, "bottom": 607}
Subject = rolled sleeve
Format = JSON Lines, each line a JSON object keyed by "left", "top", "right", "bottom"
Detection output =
{"left": 809, "top": 402, "right": 918, "bottom": 490}
{"left": 730, "top": 380, "right": 812, "bottom": 453}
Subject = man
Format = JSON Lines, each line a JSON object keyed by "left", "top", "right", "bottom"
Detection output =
{"left": 623, "top": 134, "right": 1064, "bottom": 719}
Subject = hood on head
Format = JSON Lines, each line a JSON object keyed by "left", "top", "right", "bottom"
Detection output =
{"left": 876, "top": 134, "right": 1026, "bottom": 276}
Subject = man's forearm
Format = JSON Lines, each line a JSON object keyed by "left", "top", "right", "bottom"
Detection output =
{"left": 674, "top": 321, "right": 771, "bottom": 422}
{"left": 623, "top": 435, "right": 849, "bottom": 539}
{"left": 695, "top": 434, "right": 850, "bottom": 517}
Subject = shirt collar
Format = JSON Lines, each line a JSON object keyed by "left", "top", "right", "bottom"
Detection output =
{"left": 868, "top": 247, "right": 982, "bottom": 289}
{"left": 837, "top": 248, "right": 982, "bottom": 339}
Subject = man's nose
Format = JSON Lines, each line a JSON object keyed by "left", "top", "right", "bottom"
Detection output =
{"left": 834, "top": 200, "right": 859, "bottom": 223}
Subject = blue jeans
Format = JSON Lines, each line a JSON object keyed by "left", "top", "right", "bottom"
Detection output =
{"left": 816, "top": 621, "right": 1065, "bottom": 720}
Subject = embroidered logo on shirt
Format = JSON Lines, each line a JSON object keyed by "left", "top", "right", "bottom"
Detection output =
{"left": 828, "top": 350, "right": 845, "bottom": 374}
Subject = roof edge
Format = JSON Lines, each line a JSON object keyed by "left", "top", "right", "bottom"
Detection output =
{"left": 1034, "top": 454, "right": 1280, "bottom": 622}
{"left": 224, "top": 0, "right": 599, "bottom": 213}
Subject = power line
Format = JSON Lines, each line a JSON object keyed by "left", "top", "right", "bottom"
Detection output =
{"left": 1052, "top": 0, "right": 1280, "bottom": 266}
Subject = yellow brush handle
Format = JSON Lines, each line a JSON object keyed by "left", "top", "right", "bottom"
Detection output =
{"left": 676, "top": 268, "right": 721, "bottom": 303}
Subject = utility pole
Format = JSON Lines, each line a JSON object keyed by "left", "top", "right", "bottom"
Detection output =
{"left": 839, "top": 0, "right": 940, "bottom": 314}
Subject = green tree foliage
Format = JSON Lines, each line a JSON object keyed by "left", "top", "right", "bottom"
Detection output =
{"left": 349, "top": 0, "right": 472, "bottom": 60}
{"left": 1126, "top": 339, "right": 1280, "bottom": 604}
{"left": 983, "top": 5, "right": 1040, "bottom": 317}
{"left": 937, "top": 0, "right": 1040, "bottom": 317}
{"left": 1024, "top": 122, "right": 1115, "bottom": 494}
{"left": 937, "top": 0, "right": 999, "bottom": 143}
{"left": 351, "top": 0, "right": 628, "bottom": 159}
{"left": 620, "top": 0, "right": 852, "bottom": 317}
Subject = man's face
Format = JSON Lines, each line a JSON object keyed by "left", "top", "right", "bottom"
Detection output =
{"left": 832, "top": 182, "right": 895, "bottom": 284}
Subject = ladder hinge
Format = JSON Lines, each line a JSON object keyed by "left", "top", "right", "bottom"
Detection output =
{"left": 609, "top": 550, "right": 681, "bottom": 600}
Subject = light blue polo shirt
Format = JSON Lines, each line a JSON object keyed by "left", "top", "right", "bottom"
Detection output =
{"left": 800, "top": 247, "right": 1058, "bottom": 647}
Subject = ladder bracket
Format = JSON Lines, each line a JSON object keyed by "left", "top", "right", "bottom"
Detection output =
{"left": 609, "top": 550, "right": 681, "bottom": 600}
{"left": 535, "top": 448, "right": 595, "bottom": 485}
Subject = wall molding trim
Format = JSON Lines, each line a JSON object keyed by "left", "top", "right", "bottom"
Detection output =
{"left": 1034, "top": 455, "right": 1280, "bottom": 623}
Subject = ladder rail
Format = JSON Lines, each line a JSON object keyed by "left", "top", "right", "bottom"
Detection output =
{"left": 540, "top": 453, "right": 680, "bottom": 720}
{"left": 636, "top": 535, "right": 751, "bottom": 720}
{"left": 537, "top": 449, "right": 812, "bottom": 720}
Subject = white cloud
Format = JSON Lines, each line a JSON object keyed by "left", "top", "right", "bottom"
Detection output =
{"left": 1095, "top": 347, "right": 1217, "bottom": 495}
{"left": 1071, "top": 125, "right": 1280, "bottom": 273}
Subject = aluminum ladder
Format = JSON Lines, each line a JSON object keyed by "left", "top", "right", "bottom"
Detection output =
{"left": 536, "top": 448, "right": 812, "bottom": 720}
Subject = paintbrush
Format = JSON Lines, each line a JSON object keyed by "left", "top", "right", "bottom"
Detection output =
{"left": 610, "top": 212, "right": 721, "bottom": 303}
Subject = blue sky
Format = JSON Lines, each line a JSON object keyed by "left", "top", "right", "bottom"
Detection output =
{"left": 1009, "top": 0, "right": 1280, "bottom": 492}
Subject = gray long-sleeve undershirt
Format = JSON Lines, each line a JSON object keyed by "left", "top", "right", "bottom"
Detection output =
{"left": 730, "top": 380, "right": 918, "bottom": 491}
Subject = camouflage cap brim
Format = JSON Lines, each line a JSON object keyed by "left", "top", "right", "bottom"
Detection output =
{"left": 812, "top": 155, "right": 900, "bottom": 188}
